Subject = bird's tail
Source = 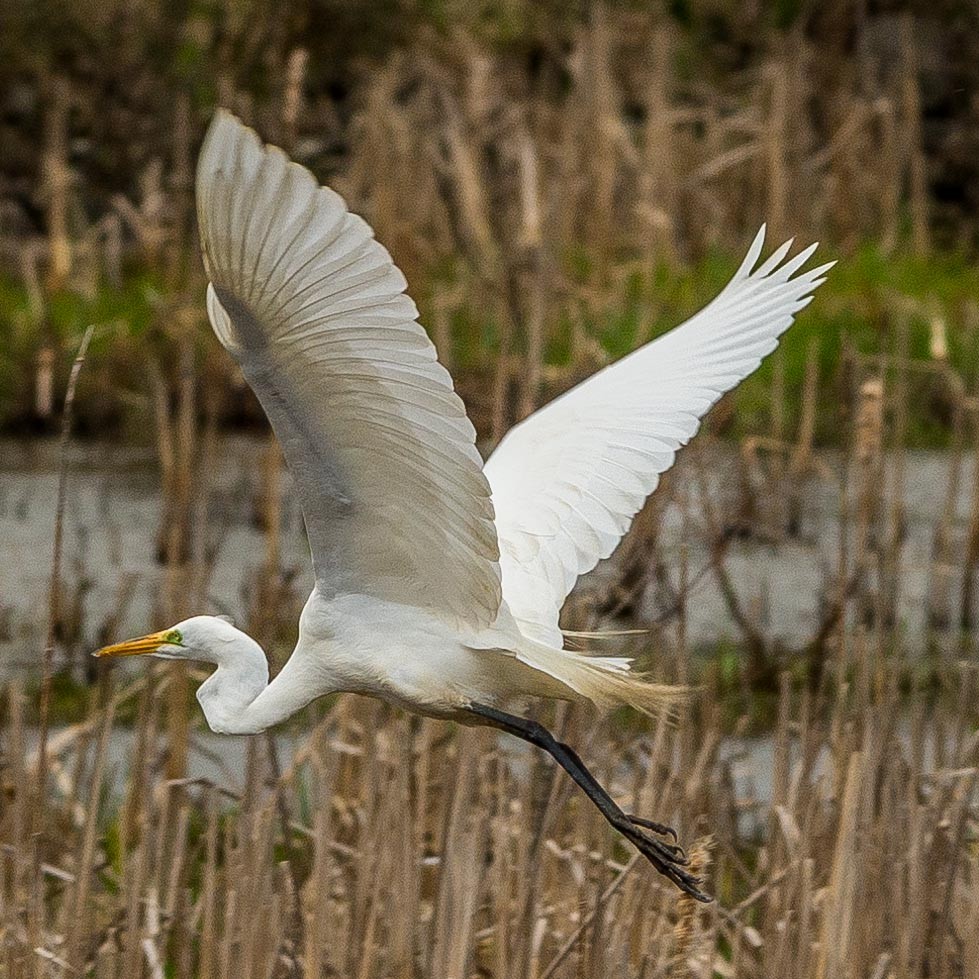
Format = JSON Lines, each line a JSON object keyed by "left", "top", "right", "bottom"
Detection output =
{"left": 516, "top": 638, "right": 689, "bottom": 719}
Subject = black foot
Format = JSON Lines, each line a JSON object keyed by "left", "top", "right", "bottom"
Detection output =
{"left": 627, "top": 813, "right": 680, "bottom": 843}
{"left": 464, "top": 703, "right": 712, "bottom": 902}
{"left": 615, "top": 813, "right": 710, "bottom": 902}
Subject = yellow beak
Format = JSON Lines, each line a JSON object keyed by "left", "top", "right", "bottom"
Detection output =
{"left": 94, "top": 629, "right": 172, "bottom": 658}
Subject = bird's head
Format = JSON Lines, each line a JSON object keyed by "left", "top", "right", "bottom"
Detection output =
{"left": 94, "top": 615, "right": 248, "bottom": 665}
{"left": 96, "top": 615, "right": 277, "bottom": 734}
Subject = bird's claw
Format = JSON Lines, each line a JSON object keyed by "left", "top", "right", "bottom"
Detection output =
{"left": 626, "top": 813, "right": 680, "bottom": 843}
{"left": 617, "top": 815, "right": 711, "bottom": 903}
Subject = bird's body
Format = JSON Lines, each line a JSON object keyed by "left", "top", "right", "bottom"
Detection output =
{"left": 303, "top": 594, "right": 571, "bottom": 719}
{"left": 195, "top": 591, "right": 572, "bottom": 734}
{"left": 98, "top": 110, "right": 834, "bottom": 901}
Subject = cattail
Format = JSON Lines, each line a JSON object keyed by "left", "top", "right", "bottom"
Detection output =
{"left": 34, "top": 347, "right": 55, "bottom": 420}
{"left": 282, "top": 47, "right": 308, "bottom": 149}
{"left": 673, "top": 837, "right": 714, "bottom": 975}
{"left": 640, "top": 25, "right": 677, "bottom": 263}
{"left": 854, "top": 377, "right": 884, "bottom": 470}
{"left": 816, "top": 752, "right": 864, "bottom": 979}
{"left": 876, "top": 96, "right": 902, "bottom": 252}
{"left": 580, "top": 2, "right": 619, "bottom": 258}
{"left": 785, "top": 338, "right": 821, "bottom": 535}
{"left": 766, "top": 60, "right": 790, "bottom": 245}
{"left": 929, "top": 395, "right": 965, "bottom": 629}
{"left": 517, "top": 123, "right": 546, "bottom": 420}
{"left": 852, "top": 376, "right": 885, "bottom": 629}
{"left": 900, "top": 14, "right": 929, "bottom": 256}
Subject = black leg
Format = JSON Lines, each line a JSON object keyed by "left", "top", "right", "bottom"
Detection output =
{"left": 468, "top": 702, "right": 710, "bottom": 902}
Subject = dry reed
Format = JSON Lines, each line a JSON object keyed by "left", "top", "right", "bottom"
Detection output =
{"left": 5, "top": 631, "right": 979, "bottom": 977}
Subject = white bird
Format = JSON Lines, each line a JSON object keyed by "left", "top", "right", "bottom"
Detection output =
{"left": 97, "top": 110, "right": 833, "bottom": 901}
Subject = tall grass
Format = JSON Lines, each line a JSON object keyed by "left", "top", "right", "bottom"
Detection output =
{"left": 3, "top": 639, "right": 978, "bottom": 976}
{"left": 4, "top": 6, "right": 979, "bottom": 975}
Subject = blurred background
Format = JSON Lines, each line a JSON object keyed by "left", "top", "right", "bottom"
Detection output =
{"left": 4, "top": 2, "right": 979, "bottom": 977}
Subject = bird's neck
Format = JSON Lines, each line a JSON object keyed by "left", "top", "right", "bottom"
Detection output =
{"left": 196, "top": 639, "right": 324, "bottom": 735}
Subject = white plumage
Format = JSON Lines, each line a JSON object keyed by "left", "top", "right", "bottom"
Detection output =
{"left": 198, "top": 114, "right": 502, "bottom": 631}
{"left": 97, "top": 110, "right": 833, "bottom": 900}
{"left": 487, "top": 231, "right": 831, "bottom": 646}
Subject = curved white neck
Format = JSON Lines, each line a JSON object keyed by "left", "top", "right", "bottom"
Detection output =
{"left": 195, "top": 638, "right": 323, "bottom": 735}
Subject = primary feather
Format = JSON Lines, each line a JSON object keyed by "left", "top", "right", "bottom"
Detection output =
{"left": 196, "top": 110, "right": 502, "bottom": 632}
{"left": 485, "top": 228, "right": 834, "bottom": 647}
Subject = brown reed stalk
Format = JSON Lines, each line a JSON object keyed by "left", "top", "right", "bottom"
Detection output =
{"left": 166, "top": 94, "right": 194, "bottom": 284}
{"left": 516, "top": 122, "right": 546, "bottom": 421}
{"left": 852, "top": 376, "right": 885, "bottom": 624}
{"left": 929, "top": 389, "right": 965, "bottom": 630}
{"left": 34, "top": 323, "right": 95, "bottom": 828}
{"left": 900, "top": 14, "right": 929, "bottom": 256}
{"left": 960, "top": 401, "right": 979, "bottom": 632}
{"left": 282, "top": 47, "right": 309, "bottom": 149}
{"left": 882, "top": 317, "right": 910, "bottom": 629}
{"left": 875, "top": 95, "right": 902, "bottom": 253}
{"left": 815, "top": 750, "right": 863, "bottom": 979}
{"left": 766, "top": 60, "right": 790, "bottom": 246}
{"left": 580, "top": 2, "right": 619, "bottom": 261}
{"left": 33, "top": 347, "right": 55, "bottom": 422}
{"left": 639, "top": 25, "right": 677, "bottom": 263}
{"left": 65, "top": 697, "right": 116, "bottom": 970}
{"left": 42, "top": 77, "right": 72, "bottom": 292}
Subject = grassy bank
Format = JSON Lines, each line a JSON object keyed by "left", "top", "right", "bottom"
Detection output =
{"left": 3, "top": 240, "right": 979, "bottom": 447}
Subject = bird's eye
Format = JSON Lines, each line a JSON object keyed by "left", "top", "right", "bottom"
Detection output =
{"left": 165, "top": 629, "right": 183, "bottom": 646}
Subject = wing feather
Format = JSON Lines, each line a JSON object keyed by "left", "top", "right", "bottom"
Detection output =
{"left": 484, "top": 227, "right": 832, "bottom": 645}
{"left": 197, "top": 111, "right": 501, "bottom": 629}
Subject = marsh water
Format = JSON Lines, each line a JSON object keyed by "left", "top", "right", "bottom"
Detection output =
{"left": 2, "top": 435, "right": 974, "bottom": 674}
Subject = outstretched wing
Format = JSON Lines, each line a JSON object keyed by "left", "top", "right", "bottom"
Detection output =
{"left": 197, "top": 111, "right": 501, "bottom": 629}
{"left": 484, "top": 228, "right": 833, "bottom": 645}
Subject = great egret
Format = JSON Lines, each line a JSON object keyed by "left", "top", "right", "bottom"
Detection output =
{"left": 97, "top": 110, "right": 832, "bottom": 901}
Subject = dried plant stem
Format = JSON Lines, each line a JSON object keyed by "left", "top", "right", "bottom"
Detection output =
{"left": 517, "top": 123, "right": 546, "bottom": 420}
{"left": 640, "top": 26, "right": 677, "bottom": 263}
{"left": 766, "top": 60, "right": 790, "bottom": 245}
{"left": 34, "top": 323, "right": 96, "bottom": 826}
{"left": 900, "top": 14, "right": 929, "bottom": 256}
{"left": 539, "top": 854, "right": 640, "bottom": 979}
{"left": 42, "top": 76, "right": 72, "bottom": 291}
{"left": 961, "top": 404, "right": 979, "bottom": 631}
{"left": 282, "top": 47, "right": 309, "bottom": 149}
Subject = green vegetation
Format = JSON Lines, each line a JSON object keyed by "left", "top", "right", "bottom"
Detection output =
{"left": 5, "top": 240, "right": 977, "bottom": 446}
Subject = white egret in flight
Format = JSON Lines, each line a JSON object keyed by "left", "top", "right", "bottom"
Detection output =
{"left": 97, "top": 110, "right": 833, "bottom": 901}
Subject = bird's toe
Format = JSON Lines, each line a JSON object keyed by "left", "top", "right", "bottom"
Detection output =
{"left": 626, "top": 813, "right": 679, "bottom": 842}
